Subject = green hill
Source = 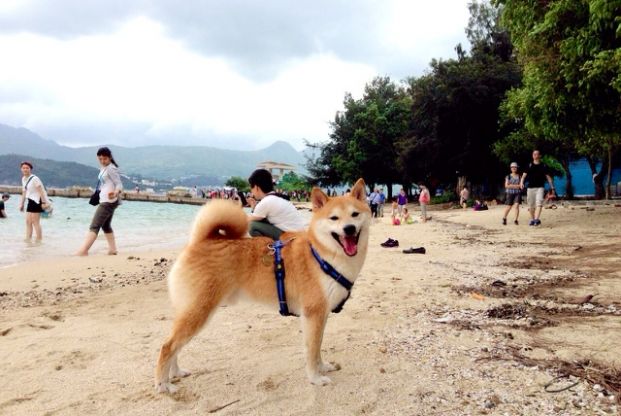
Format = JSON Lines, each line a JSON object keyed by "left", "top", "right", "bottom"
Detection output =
{"left": 0, "top": 123, "right": 307, "bottom": 181}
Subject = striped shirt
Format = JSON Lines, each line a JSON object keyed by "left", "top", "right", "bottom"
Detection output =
{"left": 505, "top": 174, "right": 521, "bottom": 195}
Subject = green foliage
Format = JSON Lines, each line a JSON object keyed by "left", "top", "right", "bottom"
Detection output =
{"left": 277, "top": 171, "right": 310, "bottom": 192}
{"left": 398, "top": 7, "right": 521, "bottom": 187}
{"left": 306, "top": 76, "right": 412, "bottom": 190}
{"left": 494, "top": 0, "right": 621, "bottom": 197}
{"left": 225, "top": 176, "right": 249, "bottom": 192}
{"left": 431, "top": 191, "right": 458, "bottom": 205}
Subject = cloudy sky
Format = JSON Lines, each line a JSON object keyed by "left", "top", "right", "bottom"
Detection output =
{"left": 0, "top": 0, "right": 471, "bottom": 150}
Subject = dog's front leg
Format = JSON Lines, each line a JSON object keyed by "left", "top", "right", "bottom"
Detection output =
{"left": 301, "top": 312, "right": 332, "bottom": 385}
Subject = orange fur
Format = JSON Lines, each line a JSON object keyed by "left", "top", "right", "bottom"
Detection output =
{"left": 155, "top": 179, "right": 371, "bottom": 393}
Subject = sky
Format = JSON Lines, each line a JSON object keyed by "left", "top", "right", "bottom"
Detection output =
{"left": 0, "top": 0, "right": 471, "bottom": 150}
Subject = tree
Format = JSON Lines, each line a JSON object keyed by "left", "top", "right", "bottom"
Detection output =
{"left": 494, "top": 0, "right": 621, "bottom": 198}
{"left": 278, "top": 171, "right": 310, "bottom": 192}
{"left": 307, "top": 77, "right": 412, "bottom": 197}
{"left": 398, "top": 1, "right": 521, "bottom": 196}
{"left": 225, "top": 176, "right": 249, "bottom": 192}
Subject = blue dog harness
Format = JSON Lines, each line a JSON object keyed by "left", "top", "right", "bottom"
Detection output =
{"left": 270, "top": 239, "right": 354, "bottom": 317}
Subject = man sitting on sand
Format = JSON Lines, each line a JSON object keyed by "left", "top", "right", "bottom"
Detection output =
{"left": 246, "top": 169, "right": 305, "bottom": 240}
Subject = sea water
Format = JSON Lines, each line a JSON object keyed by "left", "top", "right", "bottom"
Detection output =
{"left": 0, "top": 196, "right": 204, "bottom": 267}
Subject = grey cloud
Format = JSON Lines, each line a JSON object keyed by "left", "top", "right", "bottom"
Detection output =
{"left": 0, "top": 0, "right": 436, "bottom": 80}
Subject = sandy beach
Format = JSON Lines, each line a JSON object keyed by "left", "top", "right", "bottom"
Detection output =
{"left": 1, "top": 202, "right": 620, "bottom": 415}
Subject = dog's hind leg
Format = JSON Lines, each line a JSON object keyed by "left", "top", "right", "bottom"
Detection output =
{"left": 301, "top": 310, "right": 332, "bottom": 385}
{"left": 169, "top": 353, "right": 191, "bottom": 379}
{"left": 155, "top": 285, "right": 229, "bottom": 393}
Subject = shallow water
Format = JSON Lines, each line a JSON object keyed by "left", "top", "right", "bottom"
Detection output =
{"left": 0, "top": 196, "right": 203, "bottom": 267}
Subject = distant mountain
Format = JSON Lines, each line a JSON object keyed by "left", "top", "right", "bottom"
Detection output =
{"left": 0, "top": 123, "right": 307, "bottom": 181}
{"left": 0, "top": 154, "right": 134, "bottom": 189}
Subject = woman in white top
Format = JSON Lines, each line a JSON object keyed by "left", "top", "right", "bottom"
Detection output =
{"left": 76, "top": 147, "right": 123, "bottom": 256}
{"left": 19, "top": 161, "right": 51, "bottom": 241}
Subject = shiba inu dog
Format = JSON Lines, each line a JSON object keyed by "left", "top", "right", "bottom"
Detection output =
{"left": 155, "top": 179, "right": 371, "bottom": 393}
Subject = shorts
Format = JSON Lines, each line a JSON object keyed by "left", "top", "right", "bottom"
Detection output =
{"left": 526, "top": 188, "right": 545, "bottom": 209}
{"left": 26, "top": 198, "right": 44, "bottom": 213}
{"left": 89, "top": 201, "right": 119, "bottom": 234}
{"left": 505, "top": 193, "right": 522, "bottom": 205}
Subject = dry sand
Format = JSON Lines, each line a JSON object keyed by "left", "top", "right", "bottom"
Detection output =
{"left": 1, "top": 202, "right": 620, "bottom": 415}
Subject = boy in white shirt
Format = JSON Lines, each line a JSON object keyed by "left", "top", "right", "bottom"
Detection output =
{"left": 246, "top": 169, "right": 305, "bottom": 239}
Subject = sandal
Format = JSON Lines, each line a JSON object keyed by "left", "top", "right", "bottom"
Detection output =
{"left": 402, "top": 247, "right": 426, "bottom": 254}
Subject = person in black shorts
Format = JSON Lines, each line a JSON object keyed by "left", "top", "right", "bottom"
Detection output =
{"left": 502, "top": 162, "right": 521, "bottom": 225}
{"left": 520, "top": 150, "right": 555, "bottom": 226}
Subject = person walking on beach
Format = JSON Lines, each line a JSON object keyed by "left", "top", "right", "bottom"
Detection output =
{"left": 459, "top": 186, "right": 469, "bottom": 209}
{"left": 378, "top": 188, "right": 386, "bottom": 217}
{"left": 19, "top": 161, "right": 51, "bottom": 241}
{"left": 396, "top": 188, "right": 407, "bottom": 219}
{"left": 418, "top": 183, "right": 430, "bottom": 223}
{"left": 75, "top": 147, "right": 123, "bottom": 256}
{"left": 502, "top": 162, "right": 522, "bottom": 225}
{"left": 0, "top": 193, "right": 9, "bottom": 218}
{"left": 246, "top": 169, "right": 305, "bottom": 240}
{"left": 367, "top": 188, "right": 379, "bottom": 217}
{"left": 520, "top": 150, "right": 555, "bottom": 226}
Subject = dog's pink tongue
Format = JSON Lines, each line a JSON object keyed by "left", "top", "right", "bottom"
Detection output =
{"left": 342, "top": 236, "right": 358, "bottom": 256}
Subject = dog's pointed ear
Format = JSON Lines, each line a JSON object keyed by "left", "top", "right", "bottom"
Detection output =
{"left": 350, "top": 178, "right": 367, "bottom": 203}
{"left": 311, "top": 187, "right": 329, "bottom": 210}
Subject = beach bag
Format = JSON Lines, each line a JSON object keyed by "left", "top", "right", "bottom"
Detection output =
{"left": 89, "top": 190, "right": 100, "bottom": 206}
{"left": 89, "top": 172, "right": 104, "bottom": 206}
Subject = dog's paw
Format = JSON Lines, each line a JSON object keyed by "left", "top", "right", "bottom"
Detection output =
{"left": 319, "top": 362, "right": 341, "bottom": 373}
{"left": 171, "top": 368, "right": 191, "bottom": 379}
{"left": 309, "top": 375, "right": 332, "bottom": 386}
{"left": 156, "top": 382, "right": 178, "bottom": 394}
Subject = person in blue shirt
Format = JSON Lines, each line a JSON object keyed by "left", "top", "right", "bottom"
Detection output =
{"left": 378, "top": 188, "right": 386, "bottom": 217}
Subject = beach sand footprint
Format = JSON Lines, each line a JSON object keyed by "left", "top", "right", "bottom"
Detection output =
{"left": 58, "top": 350, "right": 98, "bottom": 370}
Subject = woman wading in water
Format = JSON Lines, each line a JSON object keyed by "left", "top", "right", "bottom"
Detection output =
{"left": 76, "top": 147, "right": 123, "bottom": 256}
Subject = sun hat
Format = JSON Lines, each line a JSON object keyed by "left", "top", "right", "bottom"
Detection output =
{"left": 510, "top": 162, "right": 518, "bottom": 168}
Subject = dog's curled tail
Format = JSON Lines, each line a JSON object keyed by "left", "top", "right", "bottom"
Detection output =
{"left": 189, "top": 199, "right": 248, "bottom": 244}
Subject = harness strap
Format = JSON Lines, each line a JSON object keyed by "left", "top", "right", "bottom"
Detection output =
{"left": 310, "top": 246, "right": 354, "bottom": 313}
{"left": 271, "top": 240, "right": 355, "bottom": 317}
{"left": 271, "top": 239, "right": 295, "bottom": 317}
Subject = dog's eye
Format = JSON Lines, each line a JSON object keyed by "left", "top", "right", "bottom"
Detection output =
{"left": 351, "top": 212, "right": 359, "bottom": 217}
{"left": 330, "top": 216, "right": 339, "bottom": 221}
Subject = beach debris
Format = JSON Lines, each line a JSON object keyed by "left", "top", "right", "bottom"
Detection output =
{"left": 486, "top": 303, "right": 527, "bottom": 319}
{"left": 0, "top": 291, "right": 7, "bottom": 297}
{"left": 379, "top": 346, "right": 387, "bottom": 353}
{"left": 470, "top": 292, "right": 486, "bottom": 301}
{"left": 1, "top": 327, "right": 12, "bottom": 336}
{"left": 88, "top": 276, "right": 103, "bottom": 283}
{"left": 491, "top": 280, "right": 507, "bottom": 287}
{"left": 208, "top": 399, "right": 241, "bottom": 413}
{"left": 573, "top": 294, "right": 595, "bottom": 305}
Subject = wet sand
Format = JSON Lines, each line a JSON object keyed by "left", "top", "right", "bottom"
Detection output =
{"left": 1, "top": 202, "right": 620, "bottom": 415}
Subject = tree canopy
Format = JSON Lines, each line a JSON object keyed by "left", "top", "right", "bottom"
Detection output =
{"left": 307, "top": 0, "right": 620, "bottom": 199}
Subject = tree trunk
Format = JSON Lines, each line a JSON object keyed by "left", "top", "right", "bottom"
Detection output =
{"left": 560, "top": 158, "right": 573, "bottom": 199}
{"left": 605, "top": 142, "right": 613, "bottom": 200}
{"left": 456, "top": 176, "right": 467, "bottom": 196}
{"left": 387, "top": 183, "right": 393, "bottom": 200}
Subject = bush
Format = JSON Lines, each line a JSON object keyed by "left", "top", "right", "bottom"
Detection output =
{"left": 431, "top": 190, "right": 457, "bottom": 205}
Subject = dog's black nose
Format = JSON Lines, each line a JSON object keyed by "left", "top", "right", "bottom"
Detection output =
{"left": 343, "top": 224, "right": 357, "bottom": 236}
